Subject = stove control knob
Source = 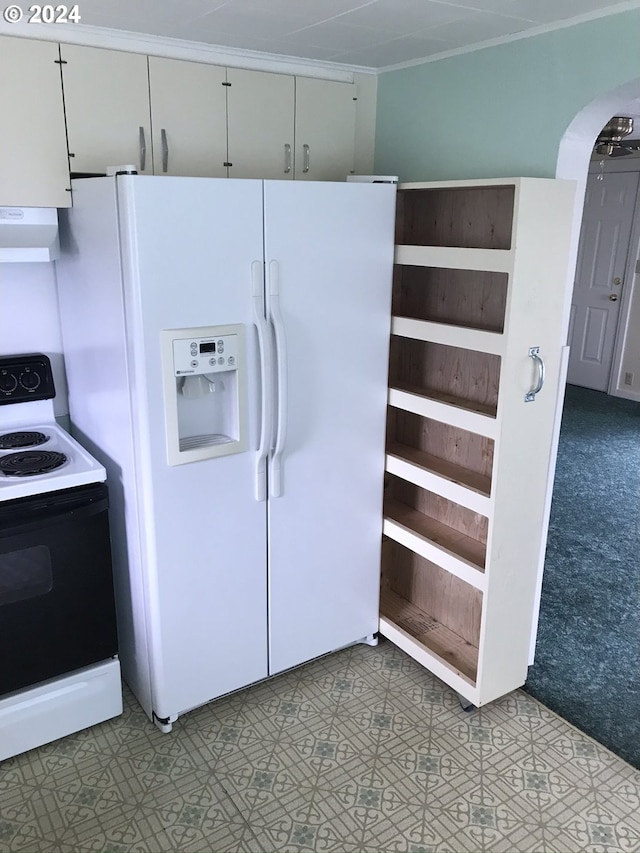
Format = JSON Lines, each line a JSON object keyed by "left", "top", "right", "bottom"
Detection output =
{"left": 0, "top": 370, "right": 17, "bottom": 394}
{"left": 20, "top": 369, "right": 41, "bottom": 391}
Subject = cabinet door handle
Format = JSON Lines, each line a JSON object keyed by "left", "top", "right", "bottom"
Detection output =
{"left": 302, "top": 143, "right": 310, "bottom": 174}
{"left": 161, "top": 128, "right": 169, "bottom": 173}
{"left": 284, "top": 143, "right": 291, "bottom": 174}
{"left": 139, "top": 126, "right": 147, "bottom": 172}
{"left": 525, "top": 346, "right": 545, "bottom": 402}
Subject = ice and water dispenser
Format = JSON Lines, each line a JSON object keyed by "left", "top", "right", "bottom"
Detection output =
{"left": 161, "top": 325, "right": 247, "bottom": 466}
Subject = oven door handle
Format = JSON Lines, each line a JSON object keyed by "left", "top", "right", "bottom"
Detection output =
{"left": 0, "top": 495, "right": 109, "bottom": 538}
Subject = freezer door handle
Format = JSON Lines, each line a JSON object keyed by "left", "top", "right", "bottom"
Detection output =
{"left": 252, "top": 260, "right": 273, "bottom": 501}
{"left": 268, "top": 259, "right": 288, "bottom": 498}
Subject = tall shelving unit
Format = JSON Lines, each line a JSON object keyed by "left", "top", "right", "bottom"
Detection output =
{"left": 380, "top": 178, "right": 575, "bottom": 707}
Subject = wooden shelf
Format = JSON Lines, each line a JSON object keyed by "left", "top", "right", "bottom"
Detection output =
{"left": 395, "top": 183, "right": 515, "bottom": 250}
{"left": 392, "top": 381, "right": 496, "bottom": 418}
{"left": 384, "top": 497, "right": 486, "bottom": 586}
{"left": 389, "top": 337, "right": 500, "bottom": 435}
{"left": 380, "top": 588, "right": 478, "bottom": 684}
{"left": 388, "top": 386, "right": 497, "bottom": 439}
{"left": 392, "top": 266, "right": 508, "bottom": 335}
{"left": 394, "top": 245, "right": 513, "bottom": 273}
{"left": 386, "top": 441, "right": 491, "bottom": 515}
{"left": 391, "top": 316, "right": 504, "bottom": 356}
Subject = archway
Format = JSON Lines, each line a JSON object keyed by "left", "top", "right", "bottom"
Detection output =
{"left": 527, "top": 77, "right": 640, "bottom": 768}
{"left": 555, "top": 77, "right": 640, "bottom": 336}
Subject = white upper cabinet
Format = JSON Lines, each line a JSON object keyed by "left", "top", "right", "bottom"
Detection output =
{"left": 294, "top": 77, "right": 356, "bottom": 182}
{"left": 0, "top": 36, "right": 70, "bottom": 207}
{"left": 148, "top": 57, "right": 228, "bottom": 178}
{"left": 60, "top": 45, "right": 152, "bottom": 175}
{"left": 226, "top": 69, "right": 294, "bottom": 180}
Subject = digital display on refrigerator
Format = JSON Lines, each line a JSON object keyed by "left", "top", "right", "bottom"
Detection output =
{"left": 199, "top": 341, "right": 216, "bottom": 354}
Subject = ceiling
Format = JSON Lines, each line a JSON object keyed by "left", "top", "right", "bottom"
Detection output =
{"left": 71, "top": 0, "right": 632, "bottom": 70}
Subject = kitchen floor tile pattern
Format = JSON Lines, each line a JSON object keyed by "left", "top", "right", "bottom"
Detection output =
{"left": 2, "top": 641, "right": 640, "bottom": 852}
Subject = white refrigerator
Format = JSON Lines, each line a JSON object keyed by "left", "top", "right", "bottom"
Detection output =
{"left": 56, "top": 175, "right": 396, "bottom": 731}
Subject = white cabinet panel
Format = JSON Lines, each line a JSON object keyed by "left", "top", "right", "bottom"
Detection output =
{"left": 294, "top": 77, "right": 356, "bottom": 182}
{"left": 0, "top": 36, "right": 70, "bottom": 207}
{"left": 148, "top": 57, "right": 228, "bottom": 178}
{"left": 227, "top": 68, "right": 294, "bottom": 180}
{"left": 61, "top": 45, "right": 152, "bottom": 175}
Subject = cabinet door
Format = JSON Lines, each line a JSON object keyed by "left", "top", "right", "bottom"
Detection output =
{"left": 294, "top": 78, "right": 356, "bottom": 181}
{"left": 148, "top": 57, "right": 228, "bottom": 178}
{"left": 61, "top": 45, "right": 152, "bottom": 175}
{"left": 0, "top": 37, "right": 70, "bottom": 207}
{"left": 226, "top": 69, "right": 294, "bottom": 180}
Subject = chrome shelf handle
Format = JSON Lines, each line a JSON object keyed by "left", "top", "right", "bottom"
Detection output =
{"left": 284, "top": 143, "right": 291, "bottom": 174}
{"left": 302, "top": 143, "right": 310, "bottom": 174}
{"left": 161, "top": 128, "right": 169, "bottom": 173}
{"left": 525, "top": 346, "right": 545, "bottom": 403}
{"left": 139, "top": 126, "right": 147, "bottom": 172}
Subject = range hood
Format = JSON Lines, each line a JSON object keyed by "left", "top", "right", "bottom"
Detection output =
{"left": 0, "top": 207, "right": 60, "bottom": 263}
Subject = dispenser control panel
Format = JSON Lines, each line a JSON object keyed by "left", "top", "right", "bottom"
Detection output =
{"left": 173, "top": 335, "right": 238, "bottom": 376}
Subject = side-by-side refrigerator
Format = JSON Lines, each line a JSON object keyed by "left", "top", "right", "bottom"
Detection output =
{"left": 56, "top": 175, "right": 396, "bottom": 731}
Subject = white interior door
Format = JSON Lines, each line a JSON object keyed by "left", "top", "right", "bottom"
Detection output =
{"left": 263, "top": 180, "right": 396, "bottom": 675}
{"left": 567, "top": 171, "right": 639, "bottom": 390}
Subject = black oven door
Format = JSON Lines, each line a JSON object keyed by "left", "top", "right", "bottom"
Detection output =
{"left": 0, "top": 482, "right": 118, "bottom": 696}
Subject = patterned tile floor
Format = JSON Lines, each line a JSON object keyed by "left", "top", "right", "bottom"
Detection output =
{"left": 2, "top": 640, "right": 640, "bottom": 853}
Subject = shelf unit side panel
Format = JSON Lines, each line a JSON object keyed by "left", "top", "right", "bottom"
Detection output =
{"left": 476, "top": 178, "right": 576, "bottom": 704}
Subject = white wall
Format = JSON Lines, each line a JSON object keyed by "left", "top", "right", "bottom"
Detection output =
{"left": 0, "top": 262, "right": 69, "bottom": 416}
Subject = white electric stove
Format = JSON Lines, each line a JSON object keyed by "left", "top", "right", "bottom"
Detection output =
{"left": 0, "top": 353, "right": 122, "bottom": 761}
{"left": 0, "top": 421, "right": 106, "bottom": 500}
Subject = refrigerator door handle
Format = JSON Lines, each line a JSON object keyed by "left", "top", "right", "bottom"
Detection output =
{"left": 252, "top": 260, "right": 273, "bottom": 502}
{"left": 268, "top": 259, "right": 288, "bottom": 498}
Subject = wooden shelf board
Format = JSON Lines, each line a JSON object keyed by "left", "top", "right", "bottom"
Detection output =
{"left": 395, "top": 244, "right": 513, "bottom": 274}
{"left": 387, "top": 390, "right": 497, "bottom": 440}
{"left": 392, "top": 382, "right": 496, "bottom": 419}
{"left": 384, "top": 498, "right": 486, "bottom": 574}
{"left": 380, "top": 588, "right": 478, "bottom": 684}
{"left": 391, "top": 316, "right": 504, "bottom": 356}
{"left": 386, "top": 441, "right": 491, "bottom": 511}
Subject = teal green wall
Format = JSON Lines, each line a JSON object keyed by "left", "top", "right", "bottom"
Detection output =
{"left": 374, "top": 9, "right": 640, "bottom": 181}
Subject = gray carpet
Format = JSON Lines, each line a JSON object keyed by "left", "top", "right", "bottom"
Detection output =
{"left": 525, "top": 384, "right": 640, "bottom": 769}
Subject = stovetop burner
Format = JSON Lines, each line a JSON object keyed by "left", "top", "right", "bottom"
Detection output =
{"left": 0, "top": 431, "right": 49, "bottom": 450}
{"left": 0, "top": 450, "right": 67, "bottom": 477}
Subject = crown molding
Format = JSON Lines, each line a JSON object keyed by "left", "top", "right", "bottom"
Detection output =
{"left": 0, "top": 20, "right": 377, "bottom": 80}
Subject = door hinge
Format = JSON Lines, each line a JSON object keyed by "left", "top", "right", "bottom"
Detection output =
{"left": 68, "top": 152, "right": 75, "bottom": 158}
{"left": 222, "top": 81, "right": 231, "bottom": 86}
{"left": 54, "top": 59, "right": 68, "bottom": 64}
{"left": 223, "top": 162, "right": 233, "bottom": 167}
